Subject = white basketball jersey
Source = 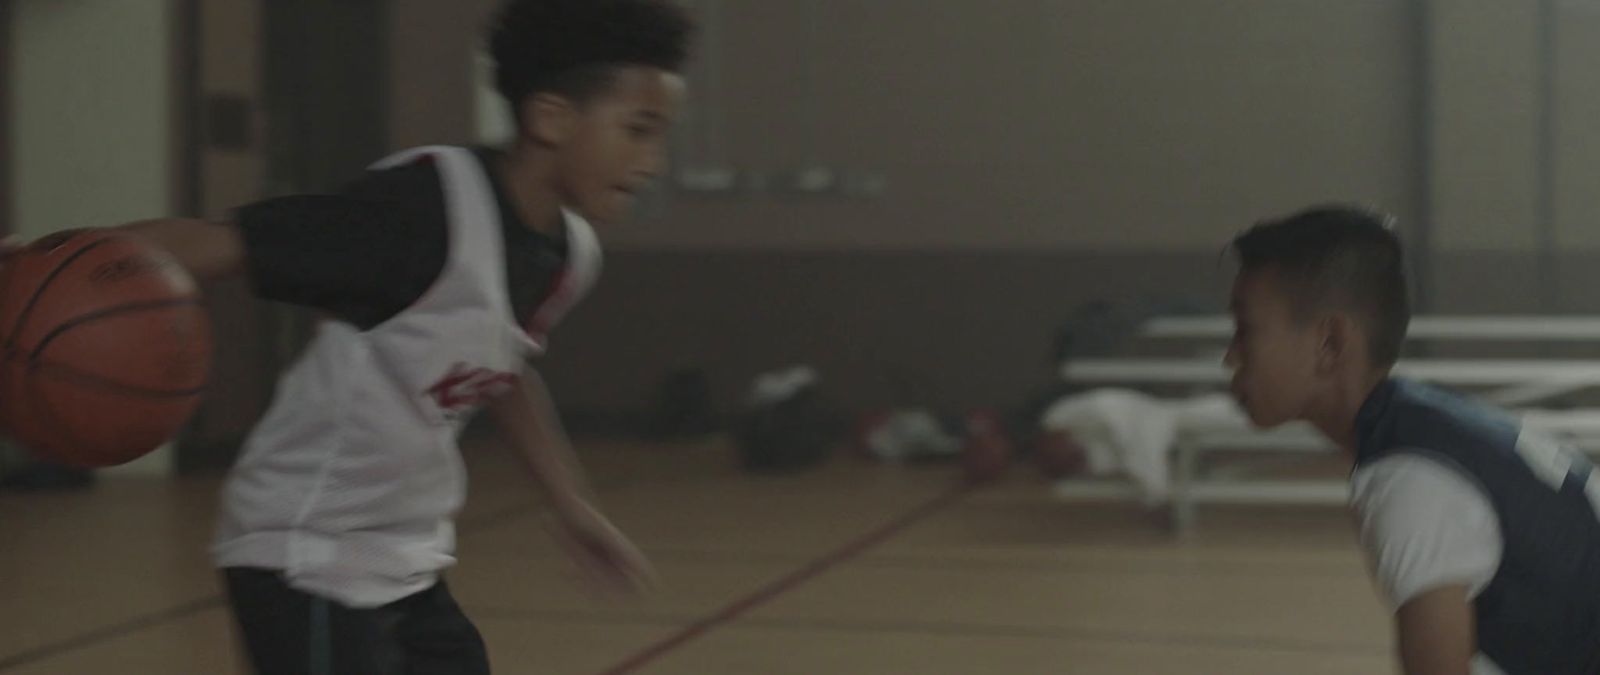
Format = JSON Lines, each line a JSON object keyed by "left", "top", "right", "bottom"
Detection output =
{"left": 212, "top": 146, "right": 601, "bottom": 607}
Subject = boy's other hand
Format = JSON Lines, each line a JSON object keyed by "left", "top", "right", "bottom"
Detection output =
{"left": 550, "top": 499, "right": 657, "bottom": 597}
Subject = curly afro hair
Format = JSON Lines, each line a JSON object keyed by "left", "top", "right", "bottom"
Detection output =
{"left": 488, "top": 0, "right": 694, "bottom": 106}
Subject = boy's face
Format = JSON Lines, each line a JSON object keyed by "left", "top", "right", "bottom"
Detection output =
{"left": 555, "top": 66, "right": 687, "bottom": 224}
{"left": 1225, "top": 267, "right": 1324, "bottom": 428}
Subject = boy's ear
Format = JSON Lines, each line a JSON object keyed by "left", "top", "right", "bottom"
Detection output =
{"left": 519, "top": 93, "right": 577, "bottom": 147}
{"left": 1315, "top": 313, "right": 1352, "bottom": 374}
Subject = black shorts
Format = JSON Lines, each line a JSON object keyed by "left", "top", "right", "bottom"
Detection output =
{"left": 222, "top": 568, "right": 490, "bottom": 675}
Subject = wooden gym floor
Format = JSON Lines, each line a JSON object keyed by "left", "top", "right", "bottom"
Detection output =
{"left": 0, "top": 436, "right": 1395, "bottom": 674}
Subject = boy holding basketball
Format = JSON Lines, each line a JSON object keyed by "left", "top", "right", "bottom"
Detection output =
{"left": 3, "top": 1, "right": 691, "bottom": 672}
{"left": 1224, "top": 205, "right": 1600, "bottom": 674}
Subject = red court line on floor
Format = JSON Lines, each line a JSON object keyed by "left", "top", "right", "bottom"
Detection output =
{"left": 0, "top": 497, "right": 546, "bottom": 673}
{"left": 0, "top": 597, "right": 223, "bottom": 673}
{"left": 597, "top": 481, "right": 977, "bottom": 675}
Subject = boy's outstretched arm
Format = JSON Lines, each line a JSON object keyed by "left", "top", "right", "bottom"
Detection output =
{"left": 2, "top": 219, "right": 245, "bottom": 282}
{"left": 1396, "top": 585, "right": 1474, "bottom": 675}
{"left": 118, "top": 218, "right": 246, "bottom": 282}
{"left": 487, "top": 367, "right": 655, "bottom": 593}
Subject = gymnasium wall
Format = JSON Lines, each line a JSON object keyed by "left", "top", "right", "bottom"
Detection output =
{"left": 0, "top": 1, "right": 10, "bottom": 240}
{"left": 9, "top": 1, "right": 176, "bottom": 240}
{"left": 394, "top": 0, "right": 1420, "bottom": 251}
{"left": 1426, "top": 0, "right": 1600, "bottom": 312}
{"left": 387, "top": 0, "right": 1433, "bottom": 418}
{"left": 385, "top": 1, "right": 1600, "bottom": 416}
{"left": 389, "top": 0, "right": 502, "bottom": 152}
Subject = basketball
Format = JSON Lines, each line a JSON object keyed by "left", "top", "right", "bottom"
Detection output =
{"left": 0, "top": 230, "right": 212, "bottom": 467}
{"left": 1034, "top": 428, "right": 1089, "bottom": 478}
{"left": 961, "top": 410, "right": 1013, "bottom": 483}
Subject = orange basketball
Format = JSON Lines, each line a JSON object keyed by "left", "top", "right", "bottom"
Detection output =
{"left": 961, "top": 410, "right": 1013, "bottom": 484}
{"left": 1035, "top": 428, "right": 1089, "bottom": 478}
{"left": 0, "top": 230, "right": 212, "bottom": 467}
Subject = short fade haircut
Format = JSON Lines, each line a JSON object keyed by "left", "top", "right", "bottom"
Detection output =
{"left": 488, "top": 0, "right": 693, "bottom": 108}
{"left": 1230, "top": 205, "right": 1412, "bottom": 367}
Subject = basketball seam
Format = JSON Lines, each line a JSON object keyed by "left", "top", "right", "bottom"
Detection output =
{"left": 3, "top": 235, "right": 116, "bottom": 350}
{"left": 26, "top": 296, "right": 203, "bottom": 360}
{"left": 1, "top": 351, "right": 207, "bottom": 398}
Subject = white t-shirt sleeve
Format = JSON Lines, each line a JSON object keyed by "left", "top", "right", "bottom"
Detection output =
{"left": 1350, "top": 453, "right": 1503, "bottom": 610}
